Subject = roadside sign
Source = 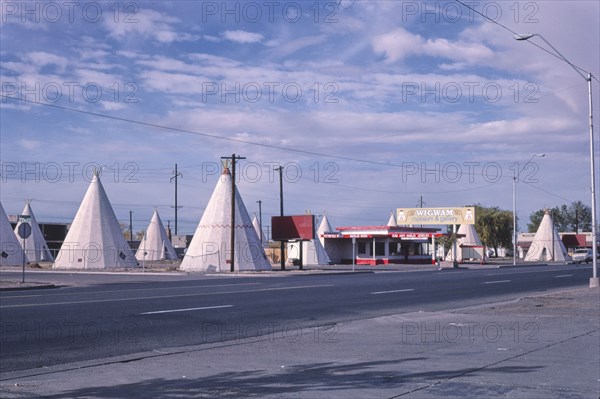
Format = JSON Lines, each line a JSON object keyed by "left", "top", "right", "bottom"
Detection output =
{"left": 18, "top": 214, "right": 31, "bottom": 223}
{"left": 18, "top": 223, "right": 32, "bottom": 239}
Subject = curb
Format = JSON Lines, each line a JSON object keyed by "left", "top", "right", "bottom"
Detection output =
{"left": 0, "top": 283, "right": 57, "bottom": 291}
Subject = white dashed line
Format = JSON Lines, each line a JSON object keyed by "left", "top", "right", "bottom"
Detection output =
{"left": 139, "top": 305, "right": 233, "bottom": 315}
{"left": 371, "top": 289, "right": 415, "bottom": 295}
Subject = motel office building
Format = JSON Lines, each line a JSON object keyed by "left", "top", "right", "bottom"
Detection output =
{"left": 322, "top": 225, "right": 443, "bottom": 265}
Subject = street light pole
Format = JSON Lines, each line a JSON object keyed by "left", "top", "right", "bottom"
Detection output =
{"left": 514, "top": 33, "right": 598, "bottom": 287}
{"left": 256, "top": 200, "right": 263, "bottom": 245}
{"left": 512, "top": 154, "right": 545, "bottom": 266}
{"left": 170, "top": 164, "right": 183, "bottom": 236}
{"left": 275, "top": 166, "right": 285, "bottom": 270}
{"left": 129, "top": 210, "right": 133, "bottom": 249}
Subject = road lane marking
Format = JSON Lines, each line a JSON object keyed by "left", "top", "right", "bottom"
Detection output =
{"left": 482, "top": 267, "right": 586, "bottom": 277}
{"left": 483, "top": 280, "right": 511, "bottom": 284}
{"left": 0, "top": 282, "right": 262, "bottom": 299}
{"left": 0, "top": 284, "right": 334, "bottom": 309}
{"left": 371, "top": 289, "right": 414, "bottom": 295}
{"left": 555, "top": 274, "right": 573, "bottom": 278}
{"left": 139, "top": 305, "right": 233, "bottom": 315}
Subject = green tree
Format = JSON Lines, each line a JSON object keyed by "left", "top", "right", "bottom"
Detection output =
{"left": 528, "top": 201, "right": 591, "bottom": 232}
{"left": 473, "top": 205, "right": 514, "bottom": 257}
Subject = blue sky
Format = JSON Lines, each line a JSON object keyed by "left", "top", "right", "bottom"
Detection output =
{"left": 1, "top": 0, "right": 599, "bottom": 235}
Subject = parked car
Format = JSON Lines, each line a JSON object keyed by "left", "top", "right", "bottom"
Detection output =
{"left": 572, "top": 248, "right": 593, "bottom": 263}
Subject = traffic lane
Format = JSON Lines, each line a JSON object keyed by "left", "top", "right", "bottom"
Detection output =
{"left": 0, "top": 282, "right": 339, "bottom": 372}
{"left": 0, "top": 281, "right": 267, "bottom": 307}
{"left": 2, "top": 265, "right": 590, "bottom": 321}
{"left": 0, "top": 270, "right": 267, "bottom": 296}
{"left": 0, "top": 262, "right": 586, "bottom": 300}
{"left": 0, "top": 269, "right": 194, "bottom": 288}
{"left": 1, "top": 265, "right": 591, "bottom": 327}
{"left": 3, "top": 267, "right": 589, "bottom": 343}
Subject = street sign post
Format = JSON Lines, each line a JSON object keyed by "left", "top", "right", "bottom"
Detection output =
{"left": 17, "top": 215, "right": 32, "bottom": 283}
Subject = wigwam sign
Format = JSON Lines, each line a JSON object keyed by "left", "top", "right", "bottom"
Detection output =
{"left": 396, "top": 207, "right": 475, "bottom": 225}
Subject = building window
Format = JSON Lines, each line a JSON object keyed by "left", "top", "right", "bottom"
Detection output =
{"left": 375, "top": 242, "right": 385, "bottom": 256}
{"left": 389, "top": 242, "right": 400, "bottom": 256}
{"left": 357, "top": 242, "right": 366, "bottom": 254}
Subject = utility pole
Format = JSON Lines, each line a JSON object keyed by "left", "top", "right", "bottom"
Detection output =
{"left": 256, "top": 200, "right": 263, "bottom": 244}
{"left": 129, "top": 210, "right": 133, "bottom": 248}
{"left": 170, "top": 163, "right": 183, "bottom": 235}
{"left": 222, "top": 154, "right": 246, "bottom": 272}
{"left": 417, "top": 196, "right": 425, "bottom": 228}
{"left": 275, "top": 165, "right": 285, "bottom": 270}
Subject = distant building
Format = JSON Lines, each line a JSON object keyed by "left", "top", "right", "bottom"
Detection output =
{"left": 322, "top": 225, "right": 443, "bottom": 265}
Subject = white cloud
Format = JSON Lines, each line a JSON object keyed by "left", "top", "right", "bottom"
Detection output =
{"left": 140, "top": 70, "right": 211, "bottom": 94}
{"left": 266, "top": 35, "right": 327, "bottom": 58}
{"left": 222, "top": 30, "right": 264, "bottom": 44}
{"left": 372, "top": 27, "right": 493, "bottom": 64}
{"left": 104, "top": 9, "right": 198, "bottom": 43}
{"left": 24, "top": 52, "right": 69, "bottom": 72}
{"left": 17, "top": 139, "right": 43, "bottom": 150}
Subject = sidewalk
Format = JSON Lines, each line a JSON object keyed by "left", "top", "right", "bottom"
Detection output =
{"left": 1, "top": 287, "right": 598, "bottom": 398}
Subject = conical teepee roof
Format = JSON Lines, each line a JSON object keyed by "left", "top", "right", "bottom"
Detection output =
{"left": 387, "top": 211, "right": 397, "bottom": 227}
{"left": 524, "top": 211, "right": 570, "bottom": 262}
{"left": 317, "top": 213, "right": 333, "bottom": 246}
{"left": 251, "top": 214, "right": 265, "bottom": 245}
{"left": 136, "top": 210, "right": 178, "bottom": 261}
{"left": 181, "top": 169, "right": 271, "bottom": 272}
{"left": 14, "top": 202, "right": 53, "bottom": 262}
{"left": 1, "top": 202, "right": 23, "bottom": 266}
{"left": 54, "top": 171, "right": 137, "bottom": 269}
{"left": 457, "top": 224, "right": 481, "bottom": 246}
{"left": 445, "top": 224, "right": 483, "bottom": 261}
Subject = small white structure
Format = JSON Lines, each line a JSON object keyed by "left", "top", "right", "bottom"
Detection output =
{"left": 287, "top": 214, "right": 331, "bottom": 266}
{"left": 1, "top": 202, "right": 24, "bottom": 266}
{"left": 54, "top": 170, "right": 138, "bottom": 269}
{"left": 524, "top": 211, "right": 571, "bottom": 262}
{"left": 181, "top": 167, "right": 271, "bottom": 272}
{"left": 136, "top": 210, "right": 178, "bottom": 261}
{"left": 14, "top": 201, "right": 53, "bottom": 262}
{"left": 445, "top": 224, "right": 486, "bottom": 263}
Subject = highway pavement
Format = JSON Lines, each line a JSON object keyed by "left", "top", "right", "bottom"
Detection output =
{"left": 0, "top": 264, "right": 592, "bottom": 375}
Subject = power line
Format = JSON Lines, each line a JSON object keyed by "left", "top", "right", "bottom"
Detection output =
{"left": 453, "top": 0, "right": 598, "bottom": 81}
{"left": 0, "top": 95, "right": 417, "bottom": 170}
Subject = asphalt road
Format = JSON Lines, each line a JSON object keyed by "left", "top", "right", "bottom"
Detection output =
{"left": 0, "top": 264, "right": 592, "bottom": 374}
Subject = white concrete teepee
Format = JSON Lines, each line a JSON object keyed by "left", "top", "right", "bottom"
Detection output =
{"left": 317, "top": 213, "right": 333, "bottom": 246}
{"left": 387, "top": 211, "right": 397, "bottom": 227}
{"left": 445, "top": 224, "right": 485, "bottom": 262}
{"left": 251, "top": 214, "right": 265, "bottom": 246}
{"left": 180, "top": 168, "right": 271, "bottom": 272}
{"left": 54, "top": 170, "right": 137, "bottom": 269}
{"left": 525, "top": 211, "right": 570, "bottom": 262}
{"left": 1, "top": 202, "right": 23, "bottom": 266}
{"left": 14, "top": 201, "right": 53, "bottom": 262}
{"left": 136, "top": 210, "right": 178, "bottom": 261}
